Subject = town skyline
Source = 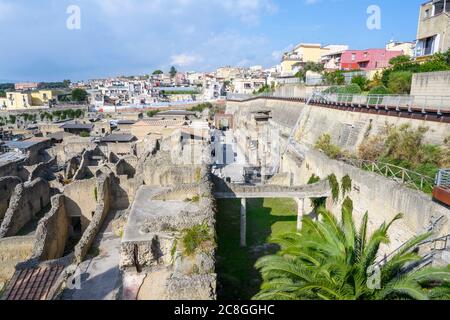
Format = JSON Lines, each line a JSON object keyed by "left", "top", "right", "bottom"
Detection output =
{"left": 0, "top": 0, "right": 424, "bottom": 82}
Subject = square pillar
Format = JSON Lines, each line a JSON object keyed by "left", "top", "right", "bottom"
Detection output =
{"left": 296, "top": 198, "right": 305, "bottom": 231}
{"left": 240, "top": 198, "right": 247, "bottom": 247}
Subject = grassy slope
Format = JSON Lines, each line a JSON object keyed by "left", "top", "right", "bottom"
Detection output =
{"left": 216, "top": 198, "right": 297, "bottom": 300}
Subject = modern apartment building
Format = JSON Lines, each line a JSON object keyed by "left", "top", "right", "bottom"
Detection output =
{"left": 415, "top": 0, "right": 450, "bottom": 60}
{"left": 340, "top": 49, "right": 403, "bottom": 71}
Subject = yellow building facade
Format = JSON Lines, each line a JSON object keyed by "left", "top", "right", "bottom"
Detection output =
{"left": 0, "top": 90, "right": 54, "bottom": 110}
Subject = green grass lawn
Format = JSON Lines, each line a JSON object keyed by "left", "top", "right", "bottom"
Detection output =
{"left": 216, "top": 198, "right": 297, "bottom": 300}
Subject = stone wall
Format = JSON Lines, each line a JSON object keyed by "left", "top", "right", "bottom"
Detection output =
{"left": 295, "top": 149, "right": 450, "bottom": 251}
{"left": 28, "top": 157, "right": 56, "bottom": 182}
{"left": 143, "top": 152, "right": 202, "bottom": 186}
{"left": 227, "top": 99, "right": 450, "bottom": 150}
{"left": 73, "top": 148, "right": 102, "bottom": 180}
{"left": 0, "top": 177, "right": 22, "bottom": 220}
{"left": 46, "top": 138, "right": 96, "bottom": 165}
{"left": 0, "top": 178, "right": 51, "bottom": 238}
{"left": 121, "top": 164, "right": 217, "bottom": 300}
{"left": 411, "top": 71, "right": 450, "bottom": 109}
{"left": 31, "top": 194, "right": 70, "bottom": 261}
{"left": 73, "top": 172, "right": 112, "bottom": 263}
{"left": 63, "top": 178, "right": 97, "bottom": 231}
{"left": 0, "top": 159, "right": 28, "bottom": 181}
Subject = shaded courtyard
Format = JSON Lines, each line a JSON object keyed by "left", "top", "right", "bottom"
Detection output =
{"left": 216, "top": 198, "right": 297, "bottom": 300}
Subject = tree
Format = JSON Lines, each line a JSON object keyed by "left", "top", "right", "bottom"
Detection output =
{"left": 351, "top": 75, "right": 368, "bottom": 91}
{"left": 71, "top": 88, "right": 88, "bottom": 102}
{"left": 63, "top": 79, "right": 71, "bottom": 88}
{"left": 254, "top": 202, "right": 450, "bottom": 300}
{"left": 0, "top": 90, "right": 6, "bottom": 98}
{"left": 152, "top": 70, "right": 163, "bottom": 75}
{"left": 323, "top": 70, "right": 345, "bottom": 85}
{"left": 388, "top": 71, "right": 413, "bottom": 94}
{"left": 169, "top": 66, "right": 177, "bottom": 78}
{"left": 295, "top": 62, "right": 325, "bottom": 82}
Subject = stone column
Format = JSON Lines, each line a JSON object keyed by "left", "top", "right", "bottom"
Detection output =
{"left": 240, "top": 198, "right": 247, "bottom": 247}
{"left": 296, "top": 198, "right": 305, "bottom": 231}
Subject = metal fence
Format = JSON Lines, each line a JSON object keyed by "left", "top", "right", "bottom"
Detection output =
{"left": 340, "top": 158, "right": 436, "bottom": 193}
{"left": 228, "top": 91, "right": 450, "bottom": 114}
{"left": 310, "top": 93, "right": 450, "bottom": 114}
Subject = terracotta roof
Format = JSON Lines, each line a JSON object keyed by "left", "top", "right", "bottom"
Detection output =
{"left": 1, "top": 265, "right": 64, "bottom": 300}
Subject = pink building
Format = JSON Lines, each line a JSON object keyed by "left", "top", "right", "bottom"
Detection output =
{"left": 340, "top": 49, "right": 404, "bottom": 71}
{"left": 14, "top": 82, "right": 40, "bottom": 91}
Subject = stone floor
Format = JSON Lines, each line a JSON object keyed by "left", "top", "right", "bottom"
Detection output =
{"left": 61, "top": 211, "right": 122, "bottom": 300}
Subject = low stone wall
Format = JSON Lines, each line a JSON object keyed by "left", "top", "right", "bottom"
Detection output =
{"left": 65, "top": 155, "right": 81, "bottom": 180}
{"left": 0, "top": 178, "right": 51, "bottom": 238}
{"left": 0, "top": 177, "right": 22, "bottom": 220}
{"left": 31, "top": 195, "right": 70, "bottom": 261}
{"left": 28, "top": 157, "right": 57, "bottom": 182}
{"left": 73, "top": 172, "right": 112, "bottom": 263}
{"left": 296, "top": 149, "right": 450, "bottom": 250}
{"left": 143, "top": 152, "right": 203, "bottom": 186}
{"left": 0, "top": 158, "right": 28, "bottom": 181}
{"left": 121, "top": 164, "right": 217, "bottom": 300}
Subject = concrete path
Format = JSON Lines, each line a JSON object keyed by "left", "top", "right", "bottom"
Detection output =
{"left": 61, "top": 212, "right": 122, "bottom": 300}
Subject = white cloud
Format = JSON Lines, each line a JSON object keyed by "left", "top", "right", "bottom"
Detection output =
{"left": 272, "top": 44, "right": 294, "bottom": 61}
{"left": 170, "top": 53, "right": 201, "bottom": 67}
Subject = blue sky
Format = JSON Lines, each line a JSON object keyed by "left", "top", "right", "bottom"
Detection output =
{"left": 0, "top": 0, "right": 424, "bottom": 82}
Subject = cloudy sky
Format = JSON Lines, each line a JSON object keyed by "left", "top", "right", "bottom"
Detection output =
{"left": 0, "top": 0, "right": 423, "bottom": 82}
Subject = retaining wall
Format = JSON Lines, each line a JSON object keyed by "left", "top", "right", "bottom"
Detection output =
{"left": 31, "top": 195, "right": 70, "bottom": 261}
{"left": 0, "top": 177, "right": 22, "bottom": 220}
{"left": 0, "top": 178, "right": 51, "bottom": 238}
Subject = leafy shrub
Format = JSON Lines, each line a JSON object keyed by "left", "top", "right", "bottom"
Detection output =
{"left": 328, "top": 174, "right": 340, "bottom": 202}
{"left": 181, "top": 224, "right": 213, "bottom": 257}
{"left": 388, "top": 71, "right": 413, "bottom": 94}
{"left": 337, "top": 84, "right": 362, "bottom": 95}
{"left": 146, "top": 110, "right": 160, "bottom": 118}
{"left": 369, "top": 85, "right": 390, "bottom": 95}
{"left": 341, "top": 175, "right": 352, "bottom": 197}
{"left": 80, "top": 131, "right": 90, "bottom": 138}
{"left": 323, "top": 86, "right": 340, "bottom": 94}
{"left": 351, "top": 75, "right": 368, "bottom": 91}
{"left": 314, "top": 134, "right": 342, "bottom": 159}
{"left": 188, "top": 102, "right": 213, "bottom": 113}
{"left": 357, "top": 136, "right": 385, "bottom": 161}
{"left": 323, "top": 70, "right": 345, "bottom": 85}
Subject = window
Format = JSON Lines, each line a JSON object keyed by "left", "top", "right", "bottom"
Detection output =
{"left": 424, "top": 9, "right": 430, "bottom": 18}
{"left": 351, "top": 53, "right": 356, "bottom": 61}
{"left": 424, "top": 36, "right": 435, "bottom": 55}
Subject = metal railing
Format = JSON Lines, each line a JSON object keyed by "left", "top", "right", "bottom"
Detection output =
{"left": 309, "top": 93, "right": 450, "bottom": 114}
{"left": 228, "top": 91, "right": 450, "bottom": 114}
{"left": 375, "top": 234, "right": 450, "bottom": 269}
{"left": 340, "top": 158, "right": 436, "bottom": 193}
{"left": 436, "top": 169, "right": 450, "bottom": 186}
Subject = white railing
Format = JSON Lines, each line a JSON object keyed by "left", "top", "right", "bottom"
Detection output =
{"left": 341, "top": 158, "right": 436, "bottom": 193}
{"left": 311, "top": 93, "right": 450, "bottom": 113}
{"left": 228, "top": 91, "right": 450, "bottom": 114}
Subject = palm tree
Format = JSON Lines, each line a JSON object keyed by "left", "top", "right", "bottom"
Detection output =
{"left": 254, "top": 199, "right": 450, "bottom": 300}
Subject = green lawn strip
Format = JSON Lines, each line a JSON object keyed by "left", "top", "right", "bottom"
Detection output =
{"left": 216, "top": 198, "right": 297, "bottom": 300}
